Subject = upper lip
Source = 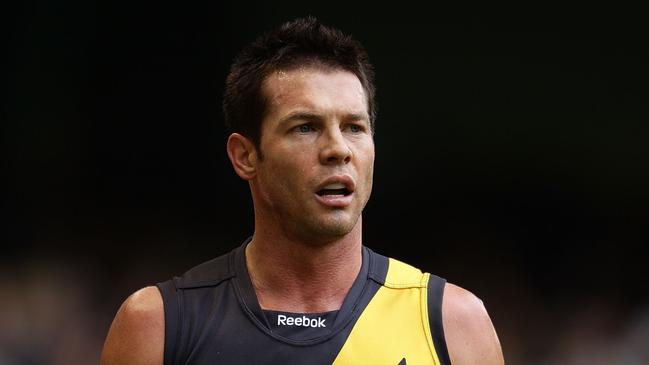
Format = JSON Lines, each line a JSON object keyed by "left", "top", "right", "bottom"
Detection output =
{"left": 315, "top": 175, "right": 356, "bottom": 193}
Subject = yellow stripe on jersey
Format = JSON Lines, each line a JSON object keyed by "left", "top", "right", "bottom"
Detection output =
{"left": 332, "top": 258, "right": 442, "bottom": 365}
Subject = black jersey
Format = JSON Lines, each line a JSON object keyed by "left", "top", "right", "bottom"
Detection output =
{"left": 157, "top": 239, "right": 451, "bottom": 365}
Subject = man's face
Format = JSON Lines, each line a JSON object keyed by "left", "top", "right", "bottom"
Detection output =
{"left": 253, "top": 67, "right": 375, "bottom": 243}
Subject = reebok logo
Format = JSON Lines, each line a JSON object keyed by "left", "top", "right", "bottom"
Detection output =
{"left": 277, "top": 314, "right": 326, "bottom": 328}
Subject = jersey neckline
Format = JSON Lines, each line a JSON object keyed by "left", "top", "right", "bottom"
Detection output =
{"left": 230, "top": 237, "right": 374, "bottom": 346}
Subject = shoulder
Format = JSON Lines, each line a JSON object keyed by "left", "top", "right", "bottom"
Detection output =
{"left": 100, "top": 286, "right": 164, "bottom": 365}
{"left": 175, "top": 248, "right": 235, "bottom": 288}
{"left": 442, "top": 283, "right": 504, "bottom": 365}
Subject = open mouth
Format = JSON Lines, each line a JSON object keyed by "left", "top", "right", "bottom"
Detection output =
{"left": 316, "top": 183, "right": 352, "bottom": 197}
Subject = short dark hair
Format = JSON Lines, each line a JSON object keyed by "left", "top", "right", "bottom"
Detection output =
{"left": 223, "top": 16, "right": 376, "bottom": 156}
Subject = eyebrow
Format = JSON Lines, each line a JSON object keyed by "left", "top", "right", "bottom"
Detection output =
{"left": 279, "top": 111, "right": 369, "bottom": 126}
{"left": 279, "top": 111, "right": 324, "bottom": 125}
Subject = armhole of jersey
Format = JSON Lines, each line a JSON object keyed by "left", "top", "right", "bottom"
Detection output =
{"left": 156, "top": 280, "right": 181, "bottom": 365}
{"left": 427, "top": 274, "right": 452, "bottom": 365}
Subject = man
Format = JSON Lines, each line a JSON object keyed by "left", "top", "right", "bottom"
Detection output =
{"left": 101, "top": 17, "right": 504, "bottom": 365}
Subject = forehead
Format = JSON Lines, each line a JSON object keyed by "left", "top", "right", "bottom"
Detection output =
{"left": 261, "top": 67, "right": 368, "bottom": 118}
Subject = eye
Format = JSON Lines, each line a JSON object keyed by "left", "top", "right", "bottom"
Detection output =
{"left": 347, "top": 124, "right": 364, "bottom": 133}
{"left": 296, "top": 124, "right": 314, "bottom": 133}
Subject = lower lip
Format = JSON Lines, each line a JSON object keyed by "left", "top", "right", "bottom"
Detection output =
{"left": 315, "top": 192, "right": 354, "bottom": 208}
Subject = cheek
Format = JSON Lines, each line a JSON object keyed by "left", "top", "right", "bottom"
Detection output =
{"left": 360, "top": 145, "right": 375, "bottom": 175}
{"left": 362, "top": 149, "right": 375, "bottom": 191}
{"left": 267, "top": 156, "right": 313, "bottom": 195}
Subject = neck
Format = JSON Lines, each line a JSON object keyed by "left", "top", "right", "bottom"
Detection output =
{"left": 245, "top": 218, "right": 363, "bottom": 313}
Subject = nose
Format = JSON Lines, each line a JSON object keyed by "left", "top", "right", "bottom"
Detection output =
{"left": 319, "top": 127, "right": 352, "bottom": 165}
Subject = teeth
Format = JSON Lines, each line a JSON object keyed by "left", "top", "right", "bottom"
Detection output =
{"left": 323, "top": 183, "right": 346, "bottom": 190}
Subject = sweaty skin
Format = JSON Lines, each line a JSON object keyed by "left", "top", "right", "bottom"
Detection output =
{"left": 100, "top": 67, "right": 505, "bottom": 365}
{"left": 231, "top": 68, "right": 374, "bottom": 313}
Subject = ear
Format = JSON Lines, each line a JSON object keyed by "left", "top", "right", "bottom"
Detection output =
{"left": 226, "top": 133, "right": 258, "bottom": 180}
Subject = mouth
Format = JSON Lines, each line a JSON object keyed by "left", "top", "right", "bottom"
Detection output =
{"left": 316, "top": 182, "right": 353, "bottom": 197}
{"left": 314, "top": 177, "right": 355, "bottom": 208}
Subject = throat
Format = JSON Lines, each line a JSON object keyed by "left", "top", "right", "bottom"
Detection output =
{"left": 254, "top": 274, "right": 350, "bottom": 313}
{"left": 245, "top": 237, "right": 363, "bottom": 313}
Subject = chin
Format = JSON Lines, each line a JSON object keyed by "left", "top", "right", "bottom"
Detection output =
{"left": 316, "top": 224, "right": 353, "bottom": 238}
{"left": 298, "top": 216, "right": 359, "bottom": 245}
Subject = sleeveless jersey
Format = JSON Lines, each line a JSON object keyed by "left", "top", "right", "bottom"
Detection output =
{"left": 157, "top": 239, "right": 452, "bottom": 365}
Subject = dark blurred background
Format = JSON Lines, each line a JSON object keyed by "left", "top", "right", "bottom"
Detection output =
{"left": 4, "top": 2, "right": 648, "bottom": 364}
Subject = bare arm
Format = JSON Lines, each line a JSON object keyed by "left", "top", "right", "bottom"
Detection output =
{"left": 443, "top": 283, "right": 504, "bottom": 365}
{"left": 100, "top": 286, "right": 165, "bottom": 365}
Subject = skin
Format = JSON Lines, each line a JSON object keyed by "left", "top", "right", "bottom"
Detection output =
{"left": 100, "top": 67, "right": 504, "bottom": 365}
{"left": 100, "top": 286, "right": 163, "bottom": 365}
{"left": 229, "top": 67, "right": 374, "bottom": 313}
{"left": 444, "top": 284, "right": 505, "bottom": 365}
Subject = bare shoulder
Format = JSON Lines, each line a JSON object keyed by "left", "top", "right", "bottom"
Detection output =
{"left": 100, "top": 286, "right": 165, "bottom": 365}
{"left": 442, "top": 283, "right": 504, "bottom": 365}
